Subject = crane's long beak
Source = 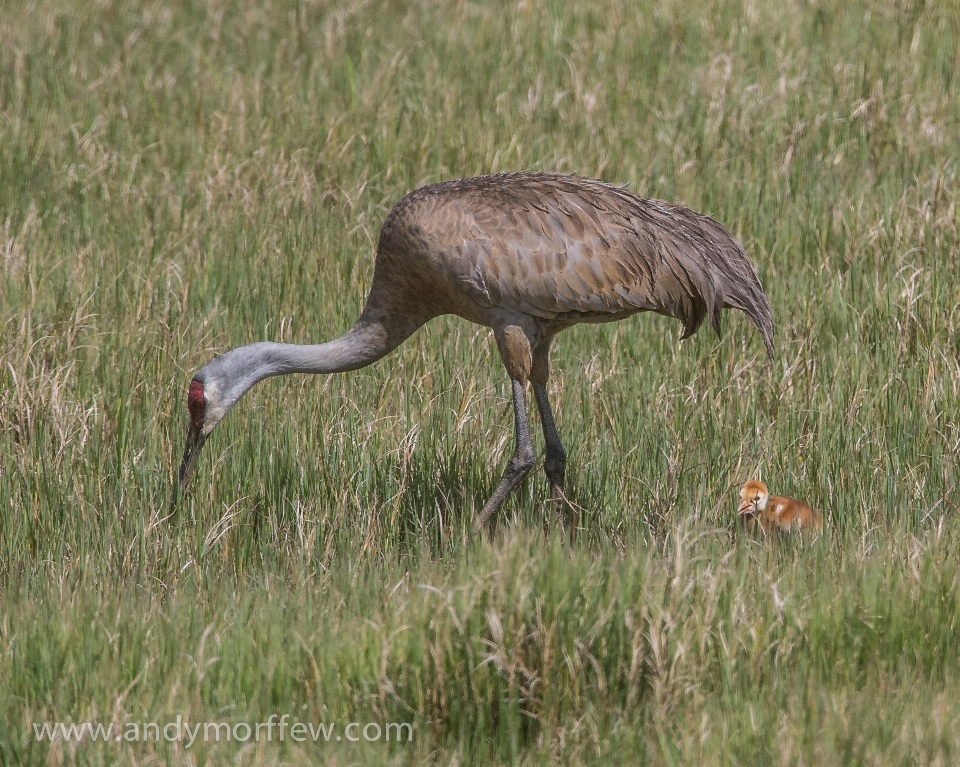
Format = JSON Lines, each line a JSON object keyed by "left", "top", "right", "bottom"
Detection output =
{"left": 176, "top": 423, "right": 207, "bottom": 499}
{"left": 737, "top": 499, "right": 754, "bottom": 515}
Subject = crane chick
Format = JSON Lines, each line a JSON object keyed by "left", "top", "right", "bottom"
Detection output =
{"left": 738, "top": 480, "right": 822, "bottom": 535}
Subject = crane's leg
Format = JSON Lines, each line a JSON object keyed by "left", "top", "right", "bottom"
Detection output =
{"left": 477, "top": 377, "right": 535, "bottom": 529}
{"left": 532, "top": 383, "right": 567, "bottom": 501}
{"left": 478, "top": 324, "right": 536, "bottom": 529}
{"left": 531, "top": 339, "right": 575, "bottom": 531}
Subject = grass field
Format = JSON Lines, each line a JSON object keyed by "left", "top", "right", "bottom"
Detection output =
{"left": 2, "top": 0, "right": 959, "bottom": 763}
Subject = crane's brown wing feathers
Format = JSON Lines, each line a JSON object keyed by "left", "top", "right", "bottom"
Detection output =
{"left": 384, "top": 172, "right": 775, "bottom": 357}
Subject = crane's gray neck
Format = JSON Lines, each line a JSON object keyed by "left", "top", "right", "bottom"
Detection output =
{"left": 194, "top": 318, "right": 406, "bottom": 430}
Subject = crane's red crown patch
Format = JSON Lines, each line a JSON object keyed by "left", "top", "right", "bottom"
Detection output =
{"left": 188, "top": 380, "right": 206, "bottom": 426}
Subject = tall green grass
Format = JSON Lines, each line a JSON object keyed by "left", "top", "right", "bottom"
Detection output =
{"left": 1, "top": 0, "right": 958, "bottom": 763}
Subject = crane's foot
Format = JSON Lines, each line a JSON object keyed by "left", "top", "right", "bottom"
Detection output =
{"left": 477, "top": 446, "right": 536, "bottom": 530}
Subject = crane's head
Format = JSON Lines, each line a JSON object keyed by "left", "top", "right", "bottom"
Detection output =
{"left": 175, "top": 345, "right": 277, "bottom": 500}
{"left": 177, "top": 378, "right": 210, "bottom": 494}
{"left": 176, "top": 371, "right": 237, "bottom": 495}
{"left": 738, "top": 480, "right": 769, "bottom": 516}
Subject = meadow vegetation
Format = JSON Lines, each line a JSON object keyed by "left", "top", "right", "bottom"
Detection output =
{"left": 1, "top": 0, "right": 958, "bottom": 763}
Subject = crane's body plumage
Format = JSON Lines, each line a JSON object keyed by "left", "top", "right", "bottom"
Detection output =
{"left": 177, "top": 172, "right": 775, "bottom": 527}
{"left": 367, "top": 173, "right": 773, "bottom": 346}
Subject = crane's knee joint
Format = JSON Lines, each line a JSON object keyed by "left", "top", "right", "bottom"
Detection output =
{"left": 510, "top": 445, "right": 536, "bottom": 475}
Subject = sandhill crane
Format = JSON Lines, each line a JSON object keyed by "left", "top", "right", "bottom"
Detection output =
{"left": 177, "top": 172, "right": 774, "bottom": 528}
{"left": 738, "top": 480, "right": 822, "bottom": 534}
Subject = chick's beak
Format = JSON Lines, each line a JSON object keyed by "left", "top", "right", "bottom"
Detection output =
{"left": 738, "top": 499, "right": 754, "bottom": 515}
{"left": 176, "top": 423, "right": 207, "bottom": 496}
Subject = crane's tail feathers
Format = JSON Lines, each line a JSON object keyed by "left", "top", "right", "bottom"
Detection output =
{"left": 700, "top": 217, "right": 774, "bottom": 359}
{"left": 669, "top": 221, "right": 775, "bottom": 360}
{"left": 729, "top": 290, "right": 775, "bottom": 360}
{"left": 716, "top": 269, "right": 775, "bottom": 360}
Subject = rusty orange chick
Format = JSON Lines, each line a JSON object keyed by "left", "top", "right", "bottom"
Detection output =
{"left": 738, "top": 480, "right": 822, "bottom": 535}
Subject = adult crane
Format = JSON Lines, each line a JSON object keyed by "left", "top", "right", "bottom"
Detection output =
{"left": 176, "top": 172, "right": 774, "bottom": 528}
